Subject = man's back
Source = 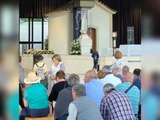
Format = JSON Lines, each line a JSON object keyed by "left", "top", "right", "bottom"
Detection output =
{"left": 54, "top": 87, "right": 73, "bottom": 119}
{"left": 24, "top": 83, "right": 49, "bottom": 109}
{"left": 116, "top": 82, "right": 140, "bottom": 114}
{"left": 100, "top": 74, "right": 121, "bottom": 87}
{"left": 49, "top": 81, "right": 68, "bottom": 102}
{"left": 123, "top": 72, "right": 134, "bottom": 83}
{"left": 100, "top": 90, "right": 135, "bottom": 120}
{"left": 85, "top": 79, "right": 104, "bottom": 108}
{"left": 72, "top": 96, "right": 103, "bottom": 120}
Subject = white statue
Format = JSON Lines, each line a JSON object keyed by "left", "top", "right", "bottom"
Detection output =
{"left": 79, "top": 8, "right": 92, "bottom": 55}
{"left": 80, "top": 8, "right": 88, "bottom": 34}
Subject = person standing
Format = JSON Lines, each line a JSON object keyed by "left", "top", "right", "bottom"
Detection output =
{"left": 33, "top": 54, "right": 48, "bottom": 88}
{"left": 48, "top": 54, "right": 65, "bottom": 91}
{"left": 19, "top": 56, "right": 25, "bottom": 84}
{"left": 112, "top": 50, "right": 125, "bottom": 70}
{"left": 19, "top": 56, "right": 25, "bottom": 108}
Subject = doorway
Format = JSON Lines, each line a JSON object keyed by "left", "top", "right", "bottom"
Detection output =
{"left": 87, "top": 27, "right": 96, "bottom": 52}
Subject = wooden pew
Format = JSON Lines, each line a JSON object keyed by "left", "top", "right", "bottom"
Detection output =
{"left": 25, "top": 115, "right": 54, "bottom": 120}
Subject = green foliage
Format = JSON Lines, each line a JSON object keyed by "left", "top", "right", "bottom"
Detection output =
{"left": 24, "top": 49, "right": 54, "bottom": 54}
{"left": 70, "top": 38, "right": 81, "bottom": 55}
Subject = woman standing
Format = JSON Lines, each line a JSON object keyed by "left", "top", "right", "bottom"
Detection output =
{"left": 112, "top": 50, "right": 125, "bottom": 69}
{"left": 49, "top": 54, "right": 65, "bottom": 89}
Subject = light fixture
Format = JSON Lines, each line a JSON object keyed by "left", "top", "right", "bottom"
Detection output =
{"left": 112, "top": 32, "right": 117, "bottom": 56}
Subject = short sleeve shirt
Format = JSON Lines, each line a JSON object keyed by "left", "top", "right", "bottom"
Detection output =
{"left": 24, "top": 83, "right": 49, "bottom": 109}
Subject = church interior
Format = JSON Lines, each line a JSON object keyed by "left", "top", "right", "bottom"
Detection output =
{"left": 19, "top": 0, "right": 142, "bottom": 78}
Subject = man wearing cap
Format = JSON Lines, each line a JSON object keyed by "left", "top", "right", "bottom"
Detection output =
{"left": 20, "top": 72, "right": 49, "bottom": 120}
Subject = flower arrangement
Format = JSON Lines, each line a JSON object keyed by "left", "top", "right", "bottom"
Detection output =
{"left": 24, "top": 49, "right": 54, "bottom": 54}
{"left": 70, "top": 38, "right": 81, "bottom": 55}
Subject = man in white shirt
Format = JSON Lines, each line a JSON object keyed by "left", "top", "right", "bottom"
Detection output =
{"left": 99, "top": 65, "right": 121, "bottom": 87}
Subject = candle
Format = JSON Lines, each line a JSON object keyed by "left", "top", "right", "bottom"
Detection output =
{"left": 114, "top": 39, "right": 116, "bottom": 47}
{"left": 112, "top": 32, "right": 117, "bottom": 38}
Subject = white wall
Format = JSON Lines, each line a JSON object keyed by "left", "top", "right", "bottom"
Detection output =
{"left": 88, "top": 4, "right": 113, "bottom": 56}
{"left": 48, "top": 11, "right": 73, "bottom": 55}
{"left": 48, "top": 4, "right": 114, "bottom": 56}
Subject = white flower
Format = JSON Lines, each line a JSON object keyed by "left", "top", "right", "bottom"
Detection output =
{"left": 70, "top": 39, "right": 81, "bottom": 55}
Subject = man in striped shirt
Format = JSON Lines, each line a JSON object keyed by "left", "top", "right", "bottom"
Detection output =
{"left": 100, "top": 83, "right": 135, "bottom": 120}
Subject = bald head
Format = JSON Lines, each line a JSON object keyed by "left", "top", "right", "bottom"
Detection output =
{"left": 84, "top": 70, "right": 97, "bottom": 83}
{"left": 122, "top": 66, "right": 130, "bottom": 75}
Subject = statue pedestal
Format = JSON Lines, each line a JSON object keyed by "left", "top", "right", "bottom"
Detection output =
{"left": 79, "top": 34, "right": 92, "bottom": 55}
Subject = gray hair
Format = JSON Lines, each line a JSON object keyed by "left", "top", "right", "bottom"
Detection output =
{"left": 123, "top": 65, "right": 129, "bottom": 72}
{"left": 103, "top": 83, "right": 115, "bottom": 94}
{"left": 112, "top": 67, "right": 121, "bottom": 74}
{"left": 67, "top": 73, "right": 80, "bottom": 87}
{"left": 72, "top": 84, "right": 86, "bottom": 97}
{"left": 102, "top": 65, "right": 112, "bottom": 74}
{"left": 85, "top": 70, "right": 97, "bottom": 79}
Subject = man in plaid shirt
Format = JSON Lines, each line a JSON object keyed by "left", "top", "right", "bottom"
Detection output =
{"left": 100, "top": 83, "right": 135, "bottom": 120}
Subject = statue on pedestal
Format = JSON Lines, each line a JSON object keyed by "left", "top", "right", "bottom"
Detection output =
{"left": 79, "top": 8, "right": 92, "bottom": 55}
{"left": 80, "top": 8, "right": 88, "bottom": 34}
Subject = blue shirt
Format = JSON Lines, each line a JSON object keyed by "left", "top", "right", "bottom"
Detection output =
{"left": 24, "top": 83, "right": 49, "bottom": 109}
{"left": 6, "top": 91, "right": 19, "bottom": 120}
{"left": 141, "top": 90, "right": 159, "bottom": 120}
{"left": 116, "top": 82, "right": 140, "bottom": 114}
{"left": 85, "top": 79, "right": 104, "bottom": 108}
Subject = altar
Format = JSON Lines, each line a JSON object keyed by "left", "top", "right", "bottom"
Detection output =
{"left": 119, "top": 44, "right": 142, "bottom": 56}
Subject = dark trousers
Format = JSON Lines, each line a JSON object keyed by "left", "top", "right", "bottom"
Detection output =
{"left": 0, "top": 90, "right": 5, "bottom": 119}
{"left": 138, "top": 104, "right": 141, "bottom": 120}
{"left": 40, "top": 77, "right": 48, "bottom": 89}
{"left": 19, "top": 84, "right": 24, "bottom": 108}
{"left": 20, "top": 107, "right": 49, "bottom": 120}
{"left": 93, "top": 62, "right": 99, "bottom": 71}
{"left": 56, "top": 114, "right": 68, "bottom": 120}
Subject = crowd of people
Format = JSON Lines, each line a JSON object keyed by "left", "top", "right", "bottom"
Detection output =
{"left": 19, "top": 50, "right": 141, "bottom": 120}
